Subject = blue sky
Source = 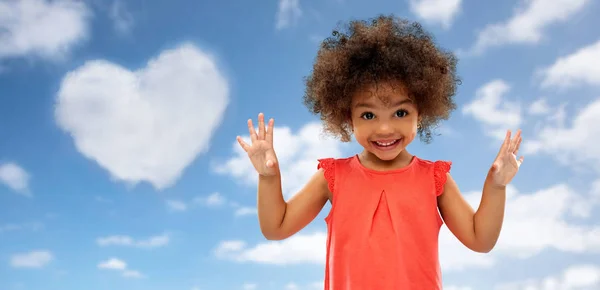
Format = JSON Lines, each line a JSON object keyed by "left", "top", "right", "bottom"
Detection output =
{"left": 1, "top": 0, "right": 600, "bottom": 289}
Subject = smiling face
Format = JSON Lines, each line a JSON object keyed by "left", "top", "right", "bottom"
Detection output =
{"left": 350, "top": 80, "right": 420, "bottom": 164}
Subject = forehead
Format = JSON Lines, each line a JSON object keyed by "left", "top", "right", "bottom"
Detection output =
{"left": 351, "top": 80, "right": 412, "bottom": 106}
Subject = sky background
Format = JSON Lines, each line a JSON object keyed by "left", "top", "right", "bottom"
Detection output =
{"left": 1, "top": 0, "right": 600, "bottom": 289}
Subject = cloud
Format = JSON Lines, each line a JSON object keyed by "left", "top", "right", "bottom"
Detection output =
{"left": 539, "top": 39, "right": 600, "bottom": 89}
{"left": 97, "top": 257, "right": 126, "bottom": 270}
{"left": 108, "top": 0, "right": 134, "bottom": 35}
{"left": 0, "top": 162, "right": 31, "bottom": 196}
{"left": 528, "top": 97, "right": 551, "bottom": 116}
{"left": 495, "top": 264, "right": 600, "bottom": 290}
{"left": 523, "top": 97, "right": 600, "bottom": 172}
{"left": 214, "top": 183, "right": 600, "bottom": 271}
{"left": 276, "top": 0, "right": 302, "bottom": 30}
{"left": 234, "top": 206, "right": 257, "bottom": 217}
{"left": 408, "top": 0, "right": 462, "bottom": 29}
{"left": 96, "top": 233, "right": 169, "bottom": 248}
{"left": 166, "top": 200, "right": 188, "bottom": 212}
{"left": 193, "top": 192, "right": 226, "bottom": 207}
{"left": 462, "top": 79, "right": 522, "bottom": 140}
{"left": 55, "top": 43, "right": 229, "bottom": 190}
{"left": 468, "top": 0, "right": 589, "bottom": 54}
{"left": 215, "top": 122, "right": 345, "bottom": 198}
{"left": 214, "top": 232, "right": 326, "bottom": 265}
{"left": 0, "top": 222, "right": 43, "bottom": 233}
{"left": 98, "top": 258, "right": 144, "bottom": 278}
{"left": 10, "top": 250, "right": 53, "bottom": 268}
{"left": 440, "top": 183, "right": 600, "bottom": 272}
{"left": 0, "top": 0, "right": 90, "bottom": 60}
{"left": 243, "top": 283, "right": 257, "bottom": 290}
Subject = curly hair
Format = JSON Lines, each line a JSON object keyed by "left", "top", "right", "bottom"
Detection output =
{"left": 303, "top": 15, "right": 460, "bottom": 143}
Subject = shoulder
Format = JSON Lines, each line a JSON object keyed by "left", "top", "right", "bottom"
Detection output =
{"left": 414, "top": 156, "right": 452, "bottom": 171}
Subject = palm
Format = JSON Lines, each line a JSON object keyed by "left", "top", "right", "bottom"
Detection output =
{"left": 491, "top": 130, "right": 524, "bottom": 187}
{"left": 237, "top": 113, "right": 279, "bottom": 177}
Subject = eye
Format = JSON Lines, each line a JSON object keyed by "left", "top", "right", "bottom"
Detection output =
{"left": 395, "top": 109, "right": 409, "bottom": 118}
{"left": 360, "top": 112, "right": 375, "bottom": 120}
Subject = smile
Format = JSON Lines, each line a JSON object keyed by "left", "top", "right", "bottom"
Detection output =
{"left": 372, "top": 139, "right": 401, "bottom": 149}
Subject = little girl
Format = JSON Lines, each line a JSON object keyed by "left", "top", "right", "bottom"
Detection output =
{"left": 237, "top": 15, "right": 523, "bottom": 289}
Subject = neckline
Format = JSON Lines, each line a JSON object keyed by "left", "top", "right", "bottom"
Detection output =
{"left": 352, "top": 154, "right": 419, "bottom": 174}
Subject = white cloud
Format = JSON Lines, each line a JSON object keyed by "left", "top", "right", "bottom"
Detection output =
{"left": 0, "top": 162, "right": 31, "bottom": 196}
{"left": 193, "top": 192, "right": 226, "bottom": 207}
{"left": 98, "top": 258, "right": 144, "bottom": 278}
{"left": 469, "top": 0, "right": 589, "bottom": 54}
{"left": 495, "top": 264, "right": 600, "bottom": 290}
{"left": 108, "top": 0, "right": 133, "bottom": 35}
{"left": 440, "top": 183, "right": 600, "bottom": 272}
{"left": 234, "top": 206, "right": 257, "bottom": 217}
{"left": 55, "top": 43, "right": 229, "bottom": 190}
{"left": 215, "top": 183, "right": 600, "bottom": 271}
{"left": 215, "top": 122, "right": 345, "bottom": 199}
{"left": 242, "top": 283, "right": 257, "bottom": 290}
{"left": 166, "top": 200, "right": 188, "bottom": 212}
{"left": 462, "top": 79, "right": 522, "bottom": 140}
{"left": 540, "top": 39, "right": 600, "bottom": 88}
{"left": 523, "top": 97, "right": 600, "bottom": 172}
{"left": 0, "top": 222, "right": 43, "bottom": 233}
{"left": 0, "top": 0, "right": 90, "bottom": 60}
{"left": 528, "top": 97, "right": 551, "bottom": 115}
{"left": 408, "top": 0, "right": 462, "bottom": 29}
{"left": 10, "top": 250, "right": 53, "bottom": 268}
{"left": 214, "top": 232, "right": 326, "bottom": 265}
{"left": 96, "top": 233, "right": 169, "bottom": 248}
{"left": 98, "top": 258, "right": 126, "bottom": 270}
{"left": 275, "top": 0, "right": 302, "bottom": 30}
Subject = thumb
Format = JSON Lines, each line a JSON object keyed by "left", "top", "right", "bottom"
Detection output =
{"left": 266, "top": 159, "right": 275, "bottom": 168}
{"left": 491, "top": 162, "right": 500, "bottom": 172}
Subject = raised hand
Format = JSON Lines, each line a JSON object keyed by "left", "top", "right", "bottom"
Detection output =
{"left": 237, "top": 113, "right": 279, "bottom": 177}
{"left": 491, "top": 129, "right": 524, "bottom": 188}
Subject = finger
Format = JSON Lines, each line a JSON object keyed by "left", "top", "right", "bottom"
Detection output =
{"left": 266, "top": 118, "right": 275, "bottom": 144}
{"left": 266, "top": 159, "right": 275, "bottom": 168}
{"left": 518, "top": 156, "right": 524, "bottom": 165}
{"left": 508, "top": 129, "right": 521, "bottom": 153}
{"left": 497, "top": 130, "right": 511, "bottom": 157}
{"left": 258, "top": 113, "right": 265, "bottom": 140}
{"left": 237, "top": 136, "right": 251, "bottom": 152}
{"left": 513, "top": 133, "right": 522, "bottom": 155}
{"left": 247, "top": 119, "right": 257, "bottom": 143}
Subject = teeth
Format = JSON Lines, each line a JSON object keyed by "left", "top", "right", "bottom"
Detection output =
{"left": 375, "top": 140, "right": 398, "bottom": 146}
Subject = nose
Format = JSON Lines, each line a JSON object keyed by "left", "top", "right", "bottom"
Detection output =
{"left": 375, "top": 121, "right": 394, "bottom": 136}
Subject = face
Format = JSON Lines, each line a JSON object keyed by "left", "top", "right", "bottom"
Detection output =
{"left": 350, "top": 80, "right": 419, "bottom": 162}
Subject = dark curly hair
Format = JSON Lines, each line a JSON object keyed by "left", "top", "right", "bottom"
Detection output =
{"left": 303, "top": 15, "right": 460, "bottom": 143}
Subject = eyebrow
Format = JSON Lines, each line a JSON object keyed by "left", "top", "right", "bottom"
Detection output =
{"left": 354, "top": 99, "right": 413, "bottom": 109}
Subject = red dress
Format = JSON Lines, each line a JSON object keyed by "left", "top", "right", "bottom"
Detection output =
{"left": 318, "top": 155, "right": 451, "bottom": 289}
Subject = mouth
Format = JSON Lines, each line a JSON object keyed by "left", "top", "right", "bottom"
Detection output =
{"left": 371, "top": 139, "right": 402, "bottom": 150}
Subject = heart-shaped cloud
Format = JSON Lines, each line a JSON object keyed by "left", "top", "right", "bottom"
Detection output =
{"left": 55, "top": 43, "right": 229, "bottom": 189}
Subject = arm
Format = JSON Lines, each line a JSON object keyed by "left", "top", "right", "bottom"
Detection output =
{"left": 439, "top": 129, "right": 522, "bottom": 253}
{"left": 258, "top": 167, "right": 330, "bottom": 240}
{"left": 437, "top": 169, "right": 506, "bottom": 253}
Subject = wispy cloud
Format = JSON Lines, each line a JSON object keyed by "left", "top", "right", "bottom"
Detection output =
{"left": 96, "top": 233, "right": 169, "bottom": 249}
{"left": 0, "top": 0, "right": 90, "bottom": 61}
{"left": 467, "top": 0, "right": 590, "bottom": 55}
{"left": 275, "top": 0, "right": 302, "bottom": 30}
{"left": 98, "top": 258, "right": 144, "bottom": 278}
{"left": 408, "top": 0, "right": 462, "bottom": 29}
{"left": 10, "top": 250, "right": 53, "bottom": 268}
{"left": 0, "top": 162, "right": 31, "bottom": 196}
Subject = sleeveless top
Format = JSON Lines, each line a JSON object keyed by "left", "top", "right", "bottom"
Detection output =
{"left": 317, "top": 155, "right": 451, "bottom": 290}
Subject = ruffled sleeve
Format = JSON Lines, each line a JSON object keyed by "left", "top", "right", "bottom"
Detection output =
{"left": 317, "top": 158, "right": 335, "bottom": 193}
{"left": 434, "top": 160, "right": 452, "bottom": 196}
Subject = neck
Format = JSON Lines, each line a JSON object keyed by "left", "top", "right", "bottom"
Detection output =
{"left": 358, "top": 149, "right": 414, "bottom": 171}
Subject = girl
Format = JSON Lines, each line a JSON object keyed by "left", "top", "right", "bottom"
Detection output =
{"left": 236, "top": 15, "right": 523, "bottom": 289}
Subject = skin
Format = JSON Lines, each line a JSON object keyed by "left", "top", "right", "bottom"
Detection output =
{"left": 237, "top": 80, "right": 524, "bottom": 253}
